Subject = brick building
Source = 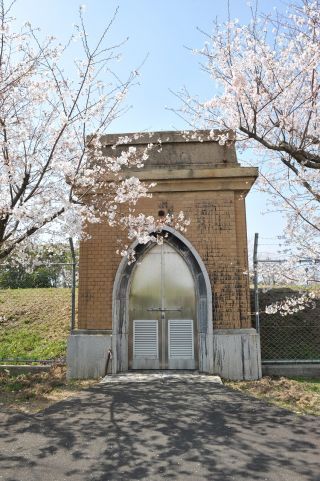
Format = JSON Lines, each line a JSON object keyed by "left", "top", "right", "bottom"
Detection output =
{"left": 67, "top": 130, "right": 261, "bottom": 380}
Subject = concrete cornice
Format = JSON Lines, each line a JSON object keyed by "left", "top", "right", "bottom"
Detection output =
{"left": 129, "top": 166, "right": 258, "bottom": 181}
{"left": 79, "top": 166, "right": 258, "bottom": 197}
{"left": 128, "top": 166, "right": 258, "bottom": 194}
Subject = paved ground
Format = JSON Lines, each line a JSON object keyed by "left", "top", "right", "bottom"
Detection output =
{"left": 0, "top": 374, "right": 320, "bottom": 481}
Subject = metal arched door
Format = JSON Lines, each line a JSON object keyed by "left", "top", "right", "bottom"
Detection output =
{"left": 129, "top": 243, "right": 197, "bottom": 370}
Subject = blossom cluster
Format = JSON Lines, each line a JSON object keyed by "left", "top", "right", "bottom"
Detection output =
{"left": 265, "top": 292, "right": 316, "bottom": 316}
{"left": 178, "top": 0, "right": 320, "bottom": 264}
{"left": 0, "top": 3, "right": 190, "bottom": 263}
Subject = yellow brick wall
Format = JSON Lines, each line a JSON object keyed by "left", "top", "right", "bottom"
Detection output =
{"left": 78, "top": 189, "right": 252, "bottom": 330}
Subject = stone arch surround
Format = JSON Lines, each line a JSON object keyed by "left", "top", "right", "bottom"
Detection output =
{"left": 112, "top": 226, "right": 214, "bottom": 373}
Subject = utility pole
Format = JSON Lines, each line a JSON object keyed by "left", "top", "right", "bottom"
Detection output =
{"left": 253, "top": 233, "right": 260, "bottom": 333}
{"left": 69, "top": 237, "right": 76, "bottom": 332}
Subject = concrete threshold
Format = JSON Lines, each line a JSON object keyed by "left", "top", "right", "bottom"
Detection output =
{"left": 100, "top": 371, "right": 222, "bottom": 384}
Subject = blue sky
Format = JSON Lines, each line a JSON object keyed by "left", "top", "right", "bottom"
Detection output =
{"left": 13, "top": 0, "right": 287, "bottom": 255}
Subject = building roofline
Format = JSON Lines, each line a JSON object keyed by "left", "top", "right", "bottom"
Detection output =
{"left": 100, "top": 129, "right": 234, "bottom": 147}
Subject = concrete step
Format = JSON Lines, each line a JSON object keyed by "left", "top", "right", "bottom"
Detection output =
{"left": 100, "top": 371, "right": 222, "bottom": 384}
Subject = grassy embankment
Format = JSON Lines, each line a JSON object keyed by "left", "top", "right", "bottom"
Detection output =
{"left": 0, "top": 288, "right": 72, "bottom": 360}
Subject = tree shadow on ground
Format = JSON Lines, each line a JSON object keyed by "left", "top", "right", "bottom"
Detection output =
{"left": 0, "top": 380, "right": 320, "bottom": 481}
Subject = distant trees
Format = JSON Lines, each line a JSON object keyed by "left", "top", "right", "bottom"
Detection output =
{"left": 0, "top": 244, "right": 74, "bottom": 288}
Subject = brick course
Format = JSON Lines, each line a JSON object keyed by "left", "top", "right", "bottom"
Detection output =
{"left": 78, "top": 131, "right": 257, "bottom": 332}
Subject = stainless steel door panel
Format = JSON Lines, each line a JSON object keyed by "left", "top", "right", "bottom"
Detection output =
{"left": 129, "top": 246, "right": 161, "bottom": 369}
{"left": 129, "top": 242, "right": 197, "bottom": 370}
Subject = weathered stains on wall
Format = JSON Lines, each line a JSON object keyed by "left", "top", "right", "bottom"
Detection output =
{"left": 212, "top": 329, "right": 261, "bottom": 380}
{"left": 195, "top": 200, "right": 234, "bottom": 236}
{"left": 100, "top": 130, "right": 238, "bottom": 169}
{"left": 78, "top": 188, "right": 252, "bottom": 331}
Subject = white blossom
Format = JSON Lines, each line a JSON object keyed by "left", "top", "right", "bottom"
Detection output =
{"left": 0, "top": 2, "right": 190, "bottom": 263}
{"left": 178, "top": 0, "right": 320, "bottom": 282}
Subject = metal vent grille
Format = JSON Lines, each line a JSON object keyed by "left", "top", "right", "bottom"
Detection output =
{"left": 168, "top": 319, "right": 194, "bottom": 359}
{"left": 133, "top": 320, "right": 159, "bottom": 358}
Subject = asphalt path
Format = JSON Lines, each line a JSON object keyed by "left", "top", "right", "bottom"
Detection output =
{"left": 0, "top": 378, "right": 319, "bottom": 481}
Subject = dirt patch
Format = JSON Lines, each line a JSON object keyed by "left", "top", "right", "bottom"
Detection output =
{"left": 226, "top": 376, "right": 320, "bottom": 416}
{"left": 0, "top": 364, "right": 97, "bottom": 413}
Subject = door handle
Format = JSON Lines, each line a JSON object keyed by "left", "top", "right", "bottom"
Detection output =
{"left": 147, "top": 307, "right": 182, "bottom": 312}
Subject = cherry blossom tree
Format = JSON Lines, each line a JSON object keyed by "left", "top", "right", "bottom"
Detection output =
{"left": 0, "top": 1, "right": 181, "bottom": 262}
{"left": 173, "top": 0, "right": 320, "bottom": 314}
{"left": 177, "top": 0, "right": 320, "bottom": 266}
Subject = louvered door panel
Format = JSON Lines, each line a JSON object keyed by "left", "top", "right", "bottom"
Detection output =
{"left": 133, "top": 320, "right": 159, "bottom": 359}
{"left": 168, "top": 319, "right": 194, "bottom": 359}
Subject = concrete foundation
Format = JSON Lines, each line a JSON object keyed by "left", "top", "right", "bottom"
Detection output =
{"left": 262, "top": 362, "right": 320, "bottom": 379}
{"left": 0, "top": 365, "right": 51, "bottom": 375}
{"left": 67, "top": 328, "right": 262, "bottom": 381}
{"left": 67, "top": 330, "right": 112, "bottom": 379}
{"left": 213, "top": 329, "right": 262, "bottom": 380}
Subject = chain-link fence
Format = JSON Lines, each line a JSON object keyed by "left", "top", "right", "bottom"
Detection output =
{"left": 254, "top": 289, "right": 320, "bottom": 362}
{"left": 252, "top": 233, "right": 320, "bottom": 363}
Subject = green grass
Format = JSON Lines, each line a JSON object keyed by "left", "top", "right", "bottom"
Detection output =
{"left": 0, "top": 288, "right": 73, "bottom": 360}
{"left": 289, "top": 377, "right": 320, "bottom": 394}
{"left": 0, "top": 328, "right": 66, "bottom": 359}
{"left": 0, "top": 377, "right": 26, "bottom": 393}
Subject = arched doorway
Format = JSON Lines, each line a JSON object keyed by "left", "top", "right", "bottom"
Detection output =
{"left": 112, "top": 228, "right": 213, "bottom": 373}
{"left": 129, "top": 242, "right": 197, "bottom": 370}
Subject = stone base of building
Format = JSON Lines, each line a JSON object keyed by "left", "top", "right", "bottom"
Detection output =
{"left": 67, "top": 328, "right": 261, "bottom": 380}
{"left": 66, "top": 330, "right": 112, "bottom": 379}
{"left": 213, "top": 328, "right": 262, "bottom": 380}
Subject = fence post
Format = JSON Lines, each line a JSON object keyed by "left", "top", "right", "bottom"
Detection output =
{"left": 253, "top": 233, "right": 260, "bottom": 333}
{"left": 69, "top": 238, "right": 76, "bottom": 332}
